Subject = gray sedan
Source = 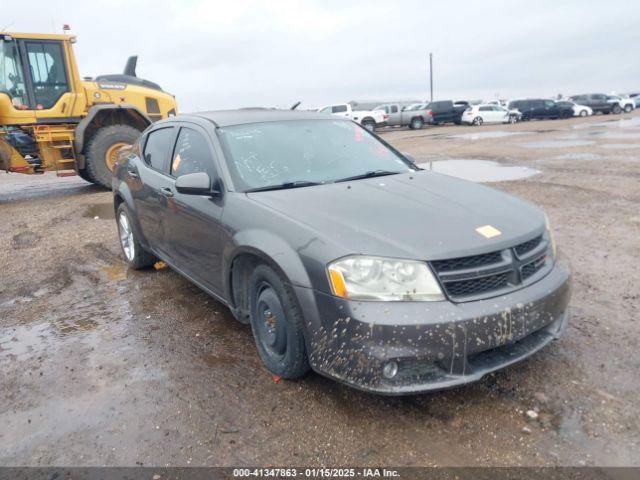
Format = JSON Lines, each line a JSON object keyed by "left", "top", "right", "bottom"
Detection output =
{"left": 112, "top": 109, "right": 571, "bottom": 394}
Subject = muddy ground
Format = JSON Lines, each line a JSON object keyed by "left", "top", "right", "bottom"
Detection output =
{"left": 1, "top": 112, "right": 638, "bottom": 467}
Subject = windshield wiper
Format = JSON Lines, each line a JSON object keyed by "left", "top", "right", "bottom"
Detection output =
{"left": 245, "top": 180, "right": 323, "bottom": 192}
{"left": 334, "top": 170, "right": 400, "bottom": 183}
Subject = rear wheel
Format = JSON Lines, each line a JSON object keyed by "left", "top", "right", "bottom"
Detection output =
{"left": 85, "top": 124, "right": 141, "bottom": 189}
{"left": 116, "top": 204, "right": 156, "bottom": 269}
{"left": 508, "top": 114, "right": 518, "bottom": 124}
{"left": 249, "top": 264, "right": 310, "bottom": 379}
{"left": 472, "top": 116, "right": 483, "bottom": 126}
{"left": 579, "top": 110, "right": 588, "bottom": 117}
{"left": 624, "top": 104, "right": 633, "bottom": 113}
{"left": 409, "top": 117, "right": 423, "bottom": 130}
{"left": 361, "top": 119, "right": 376, "bottom": 132}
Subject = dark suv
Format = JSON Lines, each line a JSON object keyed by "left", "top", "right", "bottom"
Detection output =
{"left": 507, "top": 99, "right": 573, "bottom": 120}
{"left": 112, "top": 109, "right": 571, "bottom": 394}
{"left": 425, "top": 100, "right": 466, "bottom": 124}
{"left": 569, "top": 94, "right": 616, "bottom": 114}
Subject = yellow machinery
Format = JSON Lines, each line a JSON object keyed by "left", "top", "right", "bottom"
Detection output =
{"left": 0, "top": 32, "right": 177, "bottom": 187}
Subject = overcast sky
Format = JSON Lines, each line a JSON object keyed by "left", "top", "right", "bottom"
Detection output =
{"left": 4, "top": 0, "right": 639, "bottom": 111}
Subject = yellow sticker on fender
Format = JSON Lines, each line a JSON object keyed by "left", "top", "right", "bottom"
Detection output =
{"left": 476, "top": 225, "right": 502, "bottom": 238}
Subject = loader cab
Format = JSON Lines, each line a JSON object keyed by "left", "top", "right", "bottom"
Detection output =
{"left": 0, "top": 33, "right": 84, "bottom": 125}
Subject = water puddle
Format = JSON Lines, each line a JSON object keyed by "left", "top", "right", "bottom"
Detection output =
{"left": 599, "top": 143, "right": 640, "bottom": 149}
{"left": 101, "top": 264, "right": 128, "bottom": 281}
{"left": 419, "top": 159, "right": 540, "bottom": 182}
{"left": 555, "top": 153, "right": 602, "bottom": 161}
{"left": 518, "top": 140, "right": 595, "bottom": 148}
{"left": 51, "top": 317, "right": 99, "bottom": 336}
{"left": 573, "top": 116, "right": 640, "bottom": 129}
{"left": 84, "top": 203, "right": 115, "bottom": 220}
{"left": 446, "top": 131, "right": 529, "bottom": 140}
{"left": 0, "top": 322, "right": 50, "bottom": 360}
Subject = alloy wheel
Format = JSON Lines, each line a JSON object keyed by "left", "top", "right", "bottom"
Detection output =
{"left": 118, "top": 212, "right": 135, "bottom": 262}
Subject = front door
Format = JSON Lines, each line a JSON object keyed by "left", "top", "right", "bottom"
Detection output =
{"left": 163, "top": 125, "right": 227, "bottom": 295}
{"left": 132, "top": 126, "right": 177, "bottom": 258}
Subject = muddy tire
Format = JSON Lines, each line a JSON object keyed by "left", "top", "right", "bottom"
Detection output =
{"left": 116, "top": 203, "right": 156, "bottom": 269}
{"left": 76, "top": 168, "right": 95, "bottom": 184}
{"left": 249, "top": 264, "right": 310, "bottom": 379}
{"left": 85, "top": 124, "right": 141, "bottom": 189}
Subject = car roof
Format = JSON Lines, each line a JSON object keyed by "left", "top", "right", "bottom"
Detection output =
{"left": 175, "top": 109, "right": 341, "bottom": 127}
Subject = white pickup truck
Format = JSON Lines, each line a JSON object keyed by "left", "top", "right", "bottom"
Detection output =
{"left": 317, "top": 103, "right": 388, "bottom": 131}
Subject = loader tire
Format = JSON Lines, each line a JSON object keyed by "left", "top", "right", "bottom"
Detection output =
{"left": 76, "top": 167, "right": 95, "bottom": 184}
{"left": 85, "top": 124, "right": 141, "bottom": 189}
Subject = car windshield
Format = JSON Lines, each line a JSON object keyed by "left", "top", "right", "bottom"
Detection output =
{"left": 218, "top": 120, "right": 413, "bottom": 191}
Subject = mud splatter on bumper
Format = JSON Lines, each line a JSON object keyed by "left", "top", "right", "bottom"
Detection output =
{"left": 296, "top": 257, "right": 571, "bottom": 394}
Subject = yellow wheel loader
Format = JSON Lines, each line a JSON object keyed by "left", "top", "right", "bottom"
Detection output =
{"left": 0, "top": 32, "right": 177, "bottom": 188}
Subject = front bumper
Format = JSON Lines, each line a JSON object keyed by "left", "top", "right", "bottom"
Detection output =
{"left": 296, "top": 257, "right": 571, "bottom": 395}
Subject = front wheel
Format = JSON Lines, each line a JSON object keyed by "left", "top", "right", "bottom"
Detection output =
{"left": 508, "top": 115, "right": 518, "bottom": 124}
{"left": 472, "top": 116, "right": 483, "bottom": 126}
{"left": 612, "top": 104, "right": 622, "bottom": 114}
{"left": 579, "top": 110, "right": 588, "bottom": 117}
{"left": 116, "top": 204, "right": 156, "bottom": 269}
{"left": 624, "top": 105, "right": 633, "bottom": 113}
{"left": 249, "top": 264, "right": 310, "bottom": 379}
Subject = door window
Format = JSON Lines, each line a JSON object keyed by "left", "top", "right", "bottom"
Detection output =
{"left": 0, "top": 39, "right": 28, "bottom": 108}
{"left": 331, "top": 105, "right": 347, "bottom": 113}
{"left": 544, "top": 100, "right": 555, "bottom": 108}
{"left": 479, "top": 106, "right": 491, "bottom": 111}
{"left": 143, "top": 127, "right": 175, "bottom": 172}
{"left": 171, "top": 127, "right": 216, "bottom": 179}
{"left": 390, "top": 105, "right": 398, "bottom": 113}
{"left": 25, "top": 41, "right": 69, "bottom": 109}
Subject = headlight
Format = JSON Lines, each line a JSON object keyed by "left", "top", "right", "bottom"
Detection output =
{"left": 545, "top": 214, "right": 557, "bottom": 259}
{"left": 327, "top": 255, "right": 444, "bottom": 301}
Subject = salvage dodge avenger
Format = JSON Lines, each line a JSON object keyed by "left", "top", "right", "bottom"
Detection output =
{"left": 112, "top": 109, "right": 571, "bottom": 394}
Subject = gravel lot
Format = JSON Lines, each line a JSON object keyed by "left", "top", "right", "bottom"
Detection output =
{"left": 1, "top": 112, "right": 638, "bottom": 467}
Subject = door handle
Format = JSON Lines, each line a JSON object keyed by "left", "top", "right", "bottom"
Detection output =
{"left": 126, "top": 167, "right": 139, "bottom": 178}
{"left": 160, "top": 187, "right": 174, "bottom": 197}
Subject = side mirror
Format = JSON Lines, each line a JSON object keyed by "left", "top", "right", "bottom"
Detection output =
{"left": 175, "top": 172, "right": 219, "bottom": 196}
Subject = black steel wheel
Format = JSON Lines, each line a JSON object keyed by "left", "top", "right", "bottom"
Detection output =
{"left": 249, "top": 264, "right": 310, "bottom": 378}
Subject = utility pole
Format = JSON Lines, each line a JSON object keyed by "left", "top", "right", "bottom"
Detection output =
{"left": 429, "top": 52, "right": 433, "bottom": 102}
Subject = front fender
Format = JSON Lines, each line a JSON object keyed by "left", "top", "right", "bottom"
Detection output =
{"left": 223, "top": 229, "right": 314, "bottom": 291}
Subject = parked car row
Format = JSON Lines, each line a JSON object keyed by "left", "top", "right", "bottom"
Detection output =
{"left": 318, "top": 92, "right": 637, "bottom": 130}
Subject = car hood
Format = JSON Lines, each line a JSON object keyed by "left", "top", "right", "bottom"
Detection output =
{"left": 247, "top": 171, "right": 545, "bottom": 261}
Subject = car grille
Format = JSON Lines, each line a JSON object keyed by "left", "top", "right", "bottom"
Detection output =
{"left": 430, "top": 234, "right": 550, "bottom": 302}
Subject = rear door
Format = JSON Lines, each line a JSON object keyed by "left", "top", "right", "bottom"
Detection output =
{"left": 163, "top": 124, "right": 227, "bottom": 294}
{"left": 543, "top": 99, "right": 557, "bottom": 118}
{"left": 387, "top": 104, "right": 401, "bottom": 125}
{"left": 529, "top": 100, "right": 544, "bottom": 119}
{"left": 132, "top": 125, "right": 177, "bottom": 258}
{"left": 592, "top": 94, "right": 609, "bottom": 112}
{"left": 478, "top": 105, "right": 493, "bottom": 122}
